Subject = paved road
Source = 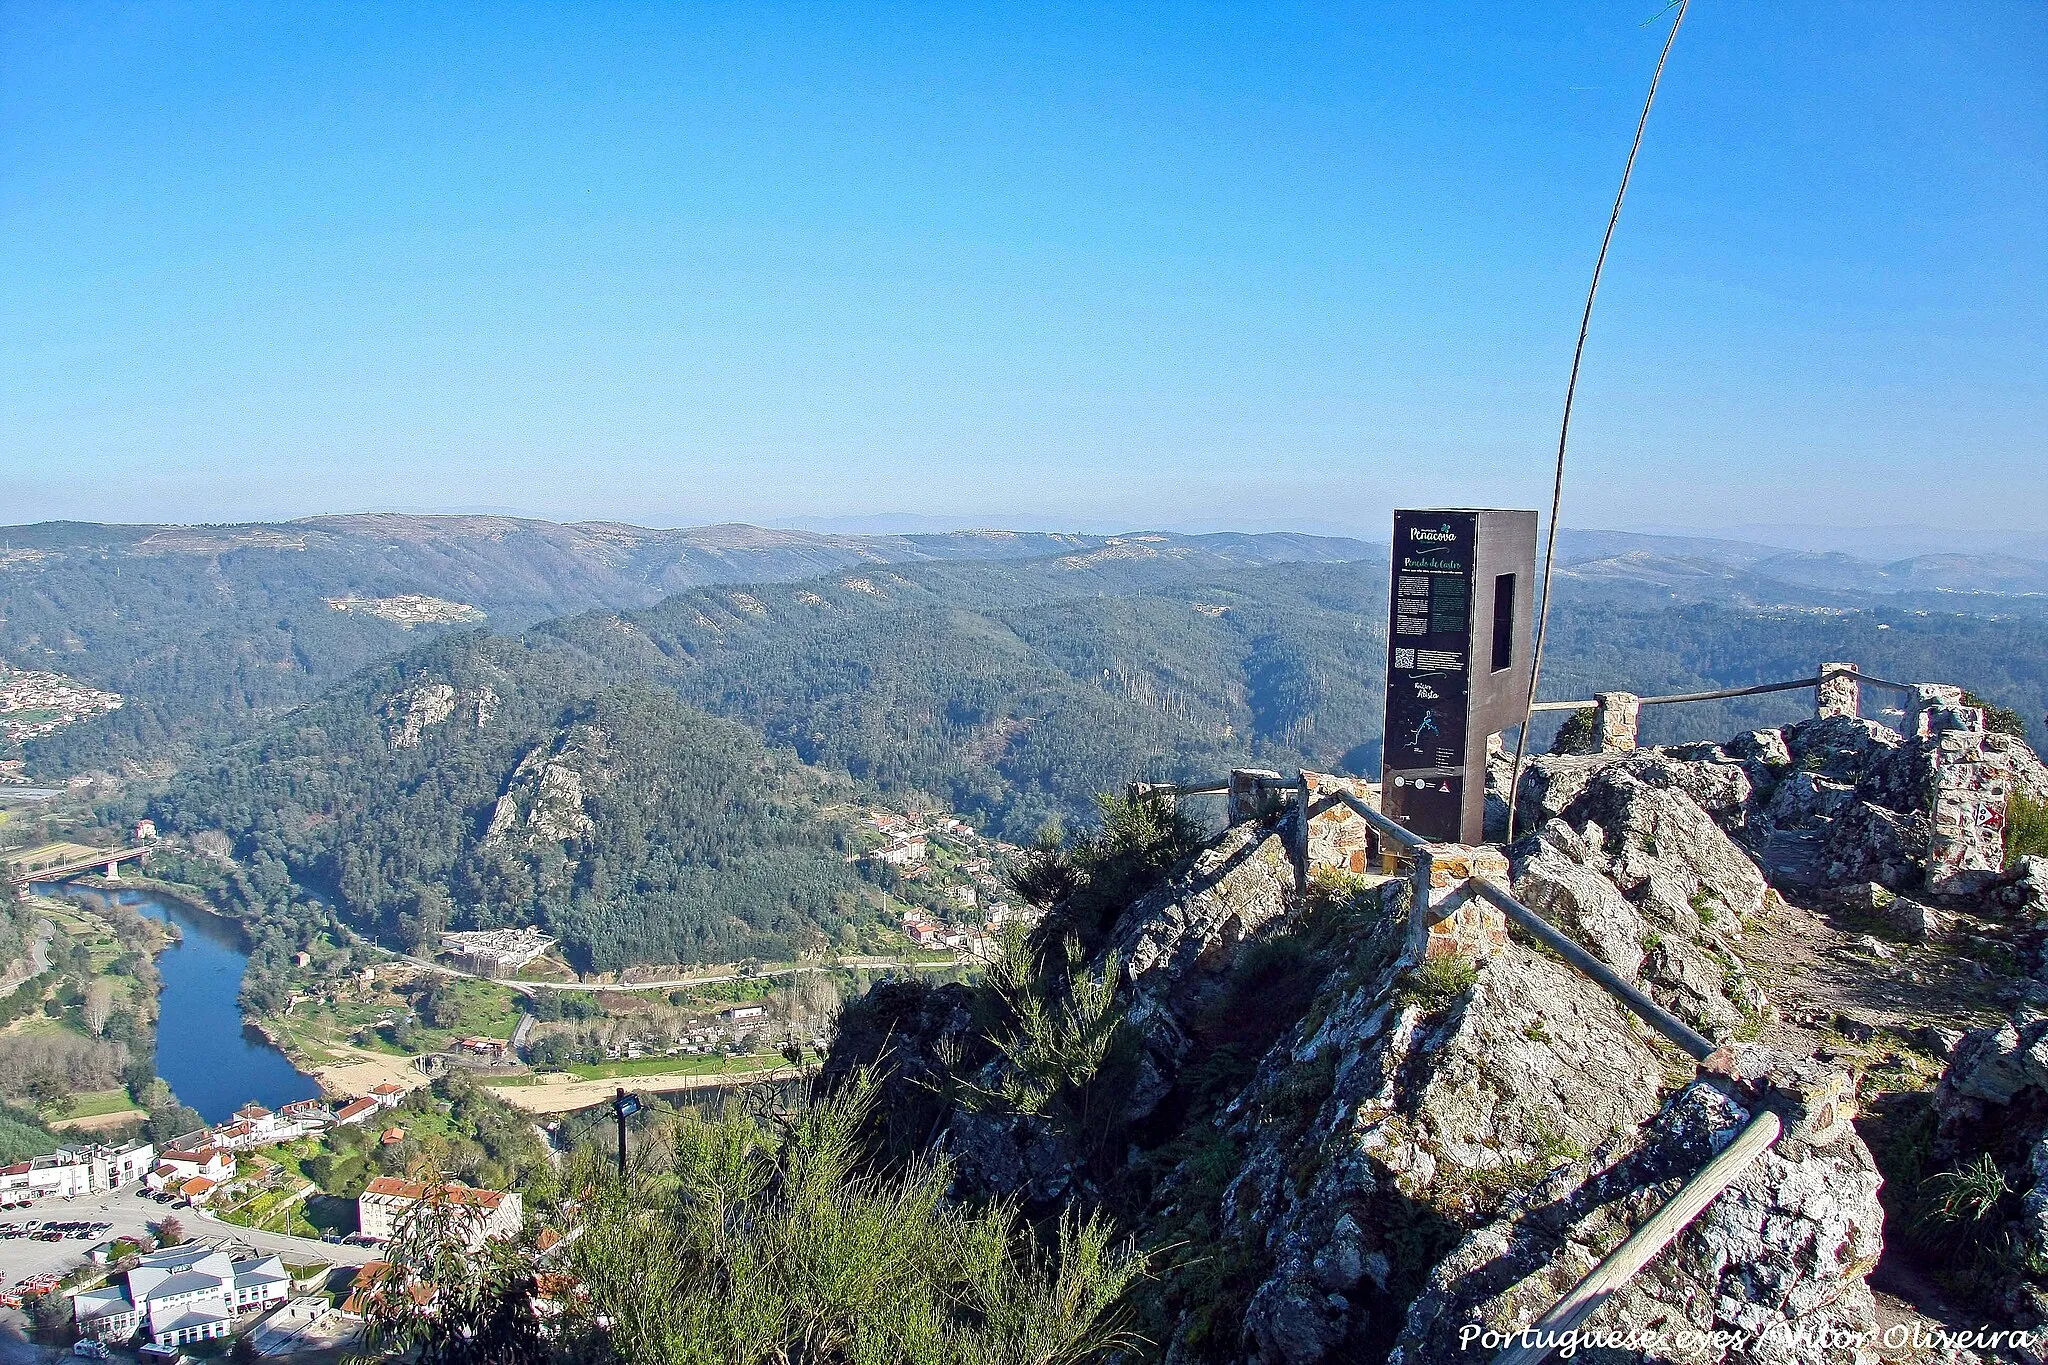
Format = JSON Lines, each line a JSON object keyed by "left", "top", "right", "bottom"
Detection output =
{"left": 0, "top": 1186, "right": 377, "bottom": 1294}
{"left": 388, "top": 947, "right": 958, "bottom": 993}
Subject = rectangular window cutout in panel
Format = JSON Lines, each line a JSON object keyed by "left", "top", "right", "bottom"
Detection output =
{"left": 1491, "top": 572, "right": 1516, "bottom": 673}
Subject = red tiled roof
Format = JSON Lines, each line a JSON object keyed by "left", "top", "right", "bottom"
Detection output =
{"left": 361, "top": 1177, "right": 507, "bottom": 1210}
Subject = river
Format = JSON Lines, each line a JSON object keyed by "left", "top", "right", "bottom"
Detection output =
{"left": 43, "top": 884, "right": 320, "bottom": 1124}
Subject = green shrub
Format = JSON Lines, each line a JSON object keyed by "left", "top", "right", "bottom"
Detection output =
{"left": 354, "top": 1074, "right": 1148, "bottom": 1364}
{"left": 1394, "top": 954, "right": 1478, "bottom": 1014}
{"left": 1927, "top": 1152, "right": 2009, "bottom": 1229}
{"left": 1550, "top": 708, "right": 1598, "bottom": 756}
{"left": 1010, "top": 791, "right": 1203, "bottom": 948}
{"left": 2008, "top": 791, "right": 2048, "bottom": 868}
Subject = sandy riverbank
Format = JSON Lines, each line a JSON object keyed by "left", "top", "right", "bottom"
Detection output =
{"left": 483, "top": 1064, "right": 803, "bottom": 1114}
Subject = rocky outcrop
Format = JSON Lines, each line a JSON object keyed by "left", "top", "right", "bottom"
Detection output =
{"left": 817, "top": 712, "right": 2038, "bottom": 1363}
{"left": 384, "top": 681, "right": 458, "bottom": 747}
{"left": 1231, "top": 941, "right": 1669, "bottom": 1364}
{"left": 1392, "top": 1083, "right": 1883, "bottom": 1365}
{"left": 481, "top": 729, "right": 604, "bottom": 849}
{"left": 1111, "top": 824, "right": 1298, "bottom": 1123}
{"left": 382, "top": 678, "right": 497, "bottom": 747}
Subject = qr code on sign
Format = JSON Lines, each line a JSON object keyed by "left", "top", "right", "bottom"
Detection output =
{"left": 1393, "top": 648, "right": 1415, "bottom": 670}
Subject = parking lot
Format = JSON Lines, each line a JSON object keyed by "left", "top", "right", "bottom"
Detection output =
{"left": 0, "top": 1185, "right": 377, "bottom": 1297}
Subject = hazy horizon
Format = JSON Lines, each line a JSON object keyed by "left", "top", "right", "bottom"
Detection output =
{"left": 6, "top": 503, "right": 2046, "bottom": 563}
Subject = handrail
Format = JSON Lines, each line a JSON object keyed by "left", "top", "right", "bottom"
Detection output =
{"left": 1334, "top": 789, "right": 1426, "bottom": 851}
{"left": 1526, "top": 664, "right": 1921, "bottom": 715}
{"left": 1129, "top": 781, "right": 1231, "bottom": 798}
{"left": 1492, "top": 1108, "right": 1782, "bottom": 1365}
{"left": 1470, "top": 879, "right": 1716, "bottom": 1061}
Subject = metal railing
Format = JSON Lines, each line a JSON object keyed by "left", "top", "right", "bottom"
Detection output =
{"left": 1491, "top": 1108, "right": 1783, "bottom": 1365}
{"left": 1127, "top": 771, "right": 1781, "bottom": 1359}
{"left": 1528, "top": 663, "right": 1920, "bottom": 714}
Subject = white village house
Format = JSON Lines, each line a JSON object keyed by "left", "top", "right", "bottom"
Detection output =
{"left": 357, "top": 1177, "right": 522, "bottom": 1249}
{"left": 144, "top": 1143, "right": 235, "bottom": 1200}
{"left": 71, "top": 1242, "right": 291, "bottom": 1348}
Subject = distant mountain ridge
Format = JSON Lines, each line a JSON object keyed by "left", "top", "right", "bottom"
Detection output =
{"left": 1, "top": 514, "right": 1374, "bottom": 774}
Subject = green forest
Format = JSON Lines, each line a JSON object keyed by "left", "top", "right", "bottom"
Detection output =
{"left": 3, "top": 523, "right": 2032, "bottom": 976}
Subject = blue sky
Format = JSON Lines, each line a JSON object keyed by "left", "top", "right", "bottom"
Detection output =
{"left": 2, "top": 2, "right": 2041, "bottom": 535}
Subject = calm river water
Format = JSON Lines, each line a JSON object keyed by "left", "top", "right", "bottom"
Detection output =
{"left": 44, "top": 885, "right": 320, "bottom": 1124}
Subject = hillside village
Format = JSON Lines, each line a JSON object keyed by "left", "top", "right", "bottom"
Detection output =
{"left": 0, "top": 666, "right": 122, "bottom": 744}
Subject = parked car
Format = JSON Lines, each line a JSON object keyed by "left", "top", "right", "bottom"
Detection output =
{"left": 72, "top": 1341, "right": 111, "bottom": 1360}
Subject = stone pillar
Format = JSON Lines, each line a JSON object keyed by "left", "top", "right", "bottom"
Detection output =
{"left": 1593, "top": 692, "right": 1641, "bottom": 752}
{"left": 1407, "top": 842, "right": 1511, "bottom": 963}
{"left": 1817, "top": 663, "right": 1861, "bottom": 720}
{"left": 1904, "top": 684, "right": 1966, "bottom": 741}
{"left": 1927, "top": 715, "right": 2009, "bottom": 897}
{"left": 103, "top": 859, "right": 120, "bottom": 881}
{"left": 1298, "top": 771, "right": 1377, "bottom": 879}
{"left": 1226, "top": 769, "right": 1285, "bottom": 826}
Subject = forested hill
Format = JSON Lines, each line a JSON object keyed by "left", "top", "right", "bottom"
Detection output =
{"left": 153, "top": 539, "right": 2048, "bottom": 971}
{"left": 3, "top": 516, "right": 1369, "bottom": 775}
{"left": 158, "top": 639, "right": 875, "bottom": 973}
{"left": 155, "top": 547, "right": 1397, "bottom": 969}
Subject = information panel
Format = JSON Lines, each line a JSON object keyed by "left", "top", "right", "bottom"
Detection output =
{"left": 1384, "top": 511, "right": 1475, "bottom": 775}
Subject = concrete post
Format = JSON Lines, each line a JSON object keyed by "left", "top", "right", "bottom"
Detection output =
{"left": 1927, "top": 709, "right": 2008, "bottom": 897}
{"left": 1407, "top": 842, "right": 1511, "bottom": 964}
{"left": 1298, "top": 771, "right": 1377, "bottom": 879}
{"left": 1226, "top": 769, "right": 1284, "bottom": 826}
{"left": 1593, "top": 692, "right": 1641, "bottom": 752}
{"left": 1904, "top": 684, "right": 1966, "bottom": 742}
{"left": 1817, "top": 663, "right": 1861, "bottom": 720}
{"left": 103, "top": 859, "right": 120, "bottom": 881}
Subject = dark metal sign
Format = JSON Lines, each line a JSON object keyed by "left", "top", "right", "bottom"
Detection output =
{"left": 1385, "top": 512, "right": 1475, "bottom": 770}
{"left": 1380, "top": 507, "right": 1536, "bottom": 844}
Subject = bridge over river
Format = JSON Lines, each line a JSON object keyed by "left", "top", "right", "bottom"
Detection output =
{"left": 2, "top": 840, "right": 149, "bottom": 882}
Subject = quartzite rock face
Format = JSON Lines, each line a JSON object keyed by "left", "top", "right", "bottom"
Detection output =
{"left": 1111, "top": 824, "right": 1299, "bottom": 1122}
{"left": 1229, "top": 941, "right": 1668, "bottom": 1365}
{"left": 1391, "top": 1084, "right": 1884, "bottom": 1365}
{"left": 814, "top": 712, "right": 2037, "bottom": 1364}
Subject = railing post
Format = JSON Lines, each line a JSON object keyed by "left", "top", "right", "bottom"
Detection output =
{"left": 1816, "top": 662, "right": 1860, "bottom": 719}
{"left": 1592, "top": 692, "right": 1640, "bottom": 752}
{"left": 1406, "top": 843, "right": 1510, "bottom": 965}
{"left": 1292, "top": 772, "right": 1311, "bottom": 893}
{"left": 1927, "top": 708, "right": 2009, "bottom": 897}
{"left": 1301, "top": 772, "right": 1379, "bottom": 879}
{"left": 1226, "top": 769, "right": 1284, "bottom": 825}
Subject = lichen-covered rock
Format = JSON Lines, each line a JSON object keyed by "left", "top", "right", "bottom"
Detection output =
{"left": 1820, "top": 799, "right": 1927, "bottom": 891}
{"left": 1560, "top": 766, "right": 1771, "bottom": 932}
{"left": 1512, "top": 822, "right": 1645, "bottom": 976}
{"left": 1111, "top": 824, "right": 1297, "bottom": 1121}
{"left": 1228, "top": 943, "right": 1667, "bottom": 1363}
{"left": 1995, "top": 857, "right": 2048, "bottom": 923}
{"left": 1391, "top": 1084, "right": 1884, "bottom": 1365}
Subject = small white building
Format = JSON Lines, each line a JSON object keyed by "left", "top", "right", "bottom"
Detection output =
{"left": 875, "top": 836, "right": 928, "bottom": 866}
{"left": 145, "top": 1146, "right": 234, "bottom": 1194}
{"left": 71, "top": 1242, "right": 291, "bottom": 1348}
{"left": 333, "top": 1097, "right": 379, "bottom": 1128}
